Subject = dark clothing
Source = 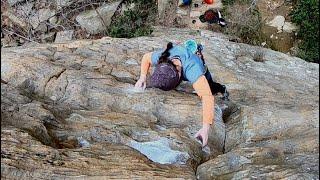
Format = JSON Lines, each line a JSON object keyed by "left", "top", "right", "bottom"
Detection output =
{"left": 204, "top": 67, "right": 226, "bottom": 95}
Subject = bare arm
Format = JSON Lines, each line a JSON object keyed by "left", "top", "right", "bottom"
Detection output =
{"left": 192, "top": 75, "right": 214, "bottom": 125}
{"left": 140, "top": 52, "right": 152, "bottom": 78}
{"left": 192, "top": 75, "right": 214, "bottom": 147}
{"left": 135, "top": 52, "right": 152, "bottom": 89}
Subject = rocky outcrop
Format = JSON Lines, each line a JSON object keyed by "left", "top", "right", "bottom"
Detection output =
{"left": 7, "top": 0, "right": 25, "bottom": 6}
{"left": 1, "top": 27, "right": 319, "bottom": 179}
{"left": 2, "top": 0, "right": 301, "bottom": 58}
{"left": 29, "top": 8, "right": 56, "bottom": 30}
{"left": 266, "top": 15, "right": 298, "bottom": 33}
{"left": 75, "top": 1, "right": 122, "bottom": 35}
{"left": 257, "top": 0, "right": 299, "bottom": 53}
{"left": 56, "top": 0, "right": 73, "bottom": 9}
{"left": 54, "top": 30, "right": 74, "bottom": 43}
{"left": 1, "top": 0, "right": 124, "bottom": 47}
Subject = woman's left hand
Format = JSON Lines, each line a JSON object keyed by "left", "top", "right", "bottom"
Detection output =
{"left": 194, "top": 123, "right": 210, "bottom": 147}
{"left": 135, "top": 75, "right": 147, "bottom": 90}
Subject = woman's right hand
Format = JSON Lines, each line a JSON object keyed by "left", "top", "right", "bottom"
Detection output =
{"left": 135, "top": 75, "right": 147, "bottom": 90}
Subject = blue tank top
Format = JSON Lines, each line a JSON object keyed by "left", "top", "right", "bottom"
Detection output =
{"left": 151, "top": 45, "right": 206, "bottom": 84}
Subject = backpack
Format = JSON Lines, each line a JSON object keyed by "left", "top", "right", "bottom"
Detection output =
{"left": 199, "top": 9, "right": 226, "bottom": 27}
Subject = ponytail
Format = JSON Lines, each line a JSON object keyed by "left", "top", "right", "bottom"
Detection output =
{"left": 158, "top": 42, "right": 173, "bottom": 64}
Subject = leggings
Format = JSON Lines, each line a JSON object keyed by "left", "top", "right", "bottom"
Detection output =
{"left": 204, "top": 69, "right": 225, "bottom": 95}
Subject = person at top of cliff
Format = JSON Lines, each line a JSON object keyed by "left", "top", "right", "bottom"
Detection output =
{"left": 135, "top": 40, "right": 229, "bottom": 147}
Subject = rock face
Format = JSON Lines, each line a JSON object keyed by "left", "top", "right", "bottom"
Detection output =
{"left": 1, "top": 0, "right": 126, "bottom": 47}
{"left": 257, "top": 0, "right": 299, "bottom": 53}
{"left": 76, "top": 1, "right": 122, "bottom": 34}
{"left": 30, "top": 8, "right": 56, "bottom": 29}
{"left": 1, "top": 27, "right": 319, "bottom": 179}
{"left": 266, "top": 15, "right": 298, "bottom": 33}
{"left": 55, "top": 30, "right": 74, "bottom": 43}
{"left": 7, "top": 0, "right": 24, "bottom": 6}
{"left": 56, "top": 0, "right": 73, "bottom": 9}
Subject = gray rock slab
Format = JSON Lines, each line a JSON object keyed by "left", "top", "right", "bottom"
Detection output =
{"left": 55, "top": 30, "right": 74, "bottom": 43}
{"left": 76, "top": 1, "right": 121, "bottom": 34}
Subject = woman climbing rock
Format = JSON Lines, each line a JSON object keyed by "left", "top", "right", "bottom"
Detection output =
{"left": 135, "top": 40, "right": 229, "bottom": 147}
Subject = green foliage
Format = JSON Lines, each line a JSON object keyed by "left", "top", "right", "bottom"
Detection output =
{"left": 290, "top": 0, "right": 319, "bottom": 63}
{"left": 222, "top": 0, "right": 236, "bottom": 5}
{"left": 222, "top": 2, "right": 265, "bottom": 46}
{"left": 222, "top": 0, "right": 251, "bottom": 6}
{"left": 108, "top": 0, "right": 156, "bottom": 38}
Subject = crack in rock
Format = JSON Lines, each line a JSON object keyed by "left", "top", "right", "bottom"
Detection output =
{"left": 44, "top": 68, "right": 66, "bottom": 97}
